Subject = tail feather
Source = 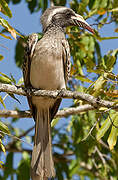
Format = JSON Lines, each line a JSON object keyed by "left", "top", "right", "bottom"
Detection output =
{"left": 31, "top": 109, "right": 55, "bottom": 180}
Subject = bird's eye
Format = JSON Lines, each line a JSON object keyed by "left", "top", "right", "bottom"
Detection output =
{"left": 66, "top": 12, "right": 71, "bottom": 18}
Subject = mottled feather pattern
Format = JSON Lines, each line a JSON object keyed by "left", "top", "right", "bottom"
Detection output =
{"left": 62, "top": 39, "right": 71, "bottom": 83}
{"left": 22, "top": 34, "right": 39, "bottom": 117}
{"left": 22, "top": 33, "right": 38, "bottom": 88}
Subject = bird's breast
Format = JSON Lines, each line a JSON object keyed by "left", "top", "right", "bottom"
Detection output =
{"left": 30, "top": 39, "right": 66, "bottom": 91}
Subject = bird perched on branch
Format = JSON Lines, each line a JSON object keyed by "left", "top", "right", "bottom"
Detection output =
{"left": 22, "top": 6, "right": 94, "bottom": 180}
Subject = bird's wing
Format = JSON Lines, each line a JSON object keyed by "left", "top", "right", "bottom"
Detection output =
{"left": 22, "top": 33, "right": 39, "bottom": 118}
{"left": 50, "top": 98, "right": 62, "bottom": 121}
{"left": 23, "top": 33, "right": 39, "bottom": 87}
{"left": 62, "top": 38, "right": 71, "bottom": 84}
{"left": 50, "top": 39, "right": 71, "bottom": 121}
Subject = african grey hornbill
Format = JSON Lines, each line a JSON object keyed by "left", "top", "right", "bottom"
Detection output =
{"left": 22, "top": 6, "right": 94, "bottom": 180}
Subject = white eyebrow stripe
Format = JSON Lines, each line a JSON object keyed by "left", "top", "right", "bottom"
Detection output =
{"left": 47, "top": 7, "right": 68, "bottom": 24}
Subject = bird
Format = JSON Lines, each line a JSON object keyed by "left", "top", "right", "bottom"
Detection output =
{"left": 22, "top": 6, "right": 94, "bottom": 180}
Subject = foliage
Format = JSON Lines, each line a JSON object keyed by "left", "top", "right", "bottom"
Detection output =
{"left": 0, "top": 0, "right": 22, "bottom": 64}
{"left": 0, "top": 0, "right": 118, "bottom": 180}
{"left": 0, "top": 0, "right": 21, "bottom": 39}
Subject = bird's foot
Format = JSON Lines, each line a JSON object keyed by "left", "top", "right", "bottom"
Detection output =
{"left": 57, "top": 88, "right": 66, "bottom": 98}
{"left": 15, "top": 85, "right": 23, "bottom": 89}
{"left": 23, "top": 86, "right": 34, "bottom": 96}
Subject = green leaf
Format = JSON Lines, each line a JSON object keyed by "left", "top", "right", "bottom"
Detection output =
{"left": 0, "top": 54, "right": 4, "bottom": 61}
{"left": 10, "top": 73, "right": 16, "bottom": 84}
{"left": 108, "top": 125, "right": 118, "bottom": 150}
{"left": 0, "top": 72, "right": 17, "bottom": 84}
{"left": 51, "top": 118, "right": 60, "bottom": 127}
{"left": 102, "top": 49, "right": 118, "bottom": 71}
{"left": 96, "top": 116, "right": 111, "bottom": 140}
{"left": 27, "top": 0, "right": 37, "bottom": 13}
{"left": 0, "top": 139, "right": 6, "bottom": 154}
{"left": 0, "top": 121, "right": 10, "bottom": 134}
{"left": 0, "top": 72, "right": 11, "bottom": 80}
{"left": 91, "top": 0, "right": 101, "bottom": 10}
{"left": 75, "top": 75, "right": 93, "bottom": 83}
{"left": 92, "top": 74, "right": 106, "bottom": 97}
{"left": 17, "top": 77, "right": 24, "bottom": 85}
{"left": 0, "top": 17, "right": 22, "bottom": 39}
{"left": 54, "top": 0, "right": 66, "bottom": 6}
{"left": 15, "top": 37, "right": 27, "bottom": 68}
{"left": 17, "top": 152, "right": 30, "bottom": 180}
{"left": 8, "top": 93, "right": 21, "bottom": 104}
{"left": 0, "top": 95, "right": 6, "bottom": 108}
{"left": 0, "top": 164, "right": 3, "bottom": 169}
{"left": 12, "top": 0, "right": 21, "bottom": 4}
{"left": 89, "top": 0, "right": 95, "bottom": 9}
{"left": 3, "top": 152, "right": 13, "bottom": 178}
{"left": 22, "top": 151, "right": 30, "bottom": 160}
{"left": 97, "top": 110, "right": 118, "bottom": 141}
{"left": 95, "top": 41, "right": 102, "bottom": 61}
{"left": 0, "top": 33, "right": 12, "bottom": 40}
{"left": 43, "top": 0, "right": 48, "bottom": 12}
{"left": 107, "top": 112, "right": 118, "bottom": 150}
{"left": 0, "top": 72, "right": 12, "bottom": 84}
{"left": 0, "top": 161, "right": 4, "bottom": 164}
{"left": 0, "top": 0, "right": 12, "bottom": 18}
{"left": 69, "top": 160, "right": 79, "bottom": 177}
{"left": 0, "top": 76, "right": 11, "bottom": 84}
{"left": 99, "top": 0, "right": 108, "bottom": 8}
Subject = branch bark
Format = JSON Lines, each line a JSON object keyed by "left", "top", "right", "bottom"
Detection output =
{"left": 0, "top": 83, "right": 118, "bottom": 109}
{"left": 0, "top": 104, "right": 94, "bottom": 118}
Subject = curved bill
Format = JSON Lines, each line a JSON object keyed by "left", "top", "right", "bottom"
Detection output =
{"left": 71, "top": 14, "right": 94, "bottom": 34}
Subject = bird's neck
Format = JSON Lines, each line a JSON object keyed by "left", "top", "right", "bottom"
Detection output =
{"left": 43, "top": 24, "right": 66, "bottom": 36}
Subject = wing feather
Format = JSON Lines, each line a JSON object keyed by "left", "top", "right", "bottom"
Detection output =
{"left": 50, "top": 39, "right": 71, "bottom": 120}
{"left": 22, "top": 33, "right": 38, "bottom": 119}
{"left": 62, "top": 39, "right": 71, "bottom": 84}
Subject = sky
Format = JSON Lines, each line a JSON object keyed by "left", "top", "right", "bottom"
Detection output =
{"left": 0, "top": 0, "right": 118, "bottom": 179}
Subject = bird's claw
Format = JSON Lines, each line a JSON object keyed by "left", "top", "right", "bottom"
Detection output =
{"left": 57, "top": 88, "right": 66, "bottom": 98}
{"left": 15, "top": 85, "right": 22, "bottom": 89}
{"left": 23, "top": 86, "right": 33, "bottom": 96}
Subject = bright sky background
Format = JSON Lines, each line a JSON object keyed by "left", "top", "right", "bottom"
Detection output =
{"left": 0, "top": 0, "right": 118, "bottom": 179}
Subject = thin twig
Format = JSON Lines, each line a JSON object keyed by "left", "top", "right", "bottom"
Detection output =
{"left": 91, "top": 19, "right": 114, "bottom": 26}
{"left": 81, "top": 121, "right": 97, "bottom": 141}
{"left": 0, "top": 130, "right": 33, "bottom": 147}
{"left": 19, "top": 126, "right": 34, "bottom": 138}
{"left": 99, "top": 139, "right": 109, "bottom": 150}
{"left": 95, "top": 146, "right": 106, "bottom": 165}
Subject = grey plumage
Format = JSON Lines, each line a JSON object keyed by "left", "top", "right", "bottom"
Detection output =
{"left": 22, "top": 6, "right": 94, "bottom": 180}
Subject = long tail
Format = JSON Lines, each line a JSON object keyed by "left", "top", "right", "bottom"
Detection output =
{"left": 31, "top": 108, "right": 55, "bottom": 180}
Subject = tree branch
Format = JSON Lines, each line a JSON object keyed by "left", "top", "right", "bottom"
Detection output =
{"left": 0, "top": 83, "right": 118, "bottom": 110}
{"left": 0, "top": 104, "right": 94, "bottom": 118}
{"left": 0, "top": 105, "right": 95, "bottom": 149}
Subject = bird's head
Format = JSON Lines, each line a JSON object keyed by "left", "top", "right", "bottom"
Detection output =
{"left": 41, "top": 6, "right": 94, "bottom": 34}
